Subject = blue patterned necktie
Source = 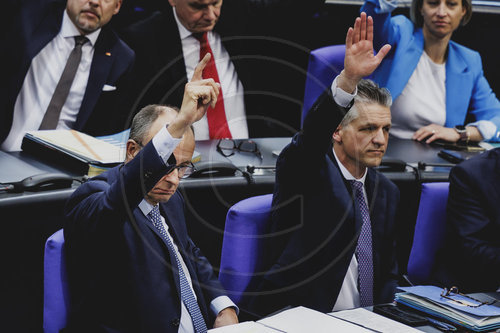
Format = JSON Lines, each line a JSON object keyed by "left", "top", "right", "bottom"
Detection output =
{"left": 148, "top": 205, "right": 208, "bottom": 333}
{"left": 349, "top": 180, "right": 374, "bottom": 307}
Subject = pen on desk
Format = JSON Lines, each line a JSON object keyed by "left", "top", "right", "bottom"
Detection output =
{"left": 424, "top": 316, "right": 457, "bottom": 331}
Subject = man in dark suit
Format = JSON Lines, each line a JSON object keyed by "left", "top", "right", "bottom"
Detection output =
{"left": 119, "top": 0, "right": 324, "bottom": 139}
{"left": 249, "top": 13, "right": 400, "bottom": 315}
{"left": 432, "top": 149, "right": 500, "bottom": 293}
{"left": 1, "top": 0, "right": 134, "bottom": 151}
{"left": 64, "top": 55, "right": 238, "bottom": 332}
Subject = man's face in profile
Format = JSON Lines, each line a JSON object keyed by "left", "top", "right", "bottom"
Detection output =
{"left": 169, "top": 0, "right": 222, "bottom": 34}
{"left": 66, "top": 0, "right": 122, "bottom": 35}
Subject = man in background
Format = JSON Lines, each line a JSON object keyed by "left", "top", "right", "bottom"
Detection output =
{"left": 120, "top": 0, "right": 324, "bottom": 140}
{"left": 433, "top": 148, "right": 500, "bottom": 292}
{"left": 1, "top": 0, "right": 134, "bottom": 151}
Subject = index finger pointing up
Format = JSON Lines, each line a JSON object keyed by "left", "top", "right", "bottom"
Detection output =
{"left": 192, "top": 53, "right": 211, "bottom": 81}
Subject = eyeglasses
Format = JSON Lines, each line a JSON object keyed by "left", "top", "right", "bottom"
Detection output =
{"left": 217, "top": 139, "right": 263, "bottom": 160}
{"left": 440, "top": 286, "right": 497, "bottom": 308}
{"left": 166, "top": 162, "right": 196, "bottom": 179}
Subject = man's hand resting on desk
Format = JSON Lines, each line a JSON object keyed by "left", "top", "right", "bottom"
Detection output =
{"left": 338, "top": 12, "right": 391, "bottom": 94}
{"left": 213, "top": 307, "right": 239, "bottom": 328}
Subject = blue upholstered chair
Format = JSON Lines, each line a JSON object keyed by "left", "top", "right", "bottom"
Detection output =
{"left": 407, "top": 182, "right": 450, "bottom": 285}
{"left": 219, "top": 194, "right": 273, "bottom": 306}
{"left": 301, "top": 44, "right": 345, "bottom": 127}
{"left": 43, "top": 229, "right": 69, "bottom": 333}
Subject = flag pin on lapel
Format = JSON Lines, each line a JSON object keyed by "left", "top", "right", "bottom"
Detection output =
{"left": 105, "top": 52, "right": 111, "bottom": 56}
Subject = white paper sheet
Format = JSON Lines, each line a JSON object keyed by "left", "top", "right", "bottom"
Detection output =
{"left": 329, "top": 307, "right": 421, "bottom": 333}
{"left": 257, "top": 306, "right": 372, "bottom": 333}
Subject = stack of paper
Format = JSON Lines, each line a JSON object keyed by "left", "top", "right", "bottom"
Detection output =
{"left": 395, "top": 286, "right": 500, "bottom": 332}
{"left": 257, "top": 306, "right": 372, "bottom": 333}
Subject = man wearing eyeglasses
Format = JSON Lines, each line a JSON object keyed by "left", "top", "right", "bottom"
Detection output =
{"left": 63, "top": 54, "right": 238, "bottom": 332}
{"left": 250, "top": 13, "right": 400, "bottom": 315}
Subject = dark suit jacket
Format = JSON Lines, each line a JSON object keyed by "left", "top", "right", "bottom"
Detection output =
{"left": 63, "top": 142, "right": 227, "bottom": 333}
{"left": 1, "top": 0, "right": 135, "bottom": 145}
{"left": 432, "top": 148, "right": 500, "bottom": 292}
{"left": 119, "top": 0, "right": 324, "bottom": 138}
{"left": 249, "top": 91, "right": 400, "bottom": 315}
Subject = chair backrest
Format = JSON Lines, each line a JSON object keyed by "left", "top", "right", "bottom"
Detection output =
{"left": 219, "top": 194, "right": 273, "bottom": 305}
{"left": 43, "top": 229, "right": 69, "bottom": 333}
{"left": 407, "top": 182, "right": 450, "bottom": 285}
{"left": 301, "top": 44, "right": 345, "bottom": 127}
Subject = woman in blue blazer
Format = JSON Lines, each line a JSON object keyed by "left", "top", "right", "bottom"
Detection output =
{"left": 362, "top": 0, "right": 500, "bottom": 143}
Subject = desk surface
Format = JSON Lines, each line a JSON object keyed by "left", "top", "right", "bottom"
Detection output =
{"left": 0, "top": 137, "right": 468, "bottom": 207}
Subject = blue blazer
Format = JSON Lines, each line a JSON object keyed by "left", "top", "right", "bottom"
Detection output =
{"left": 249, "top": 91, "right": 400, "bottom": 315}
{"left": 63, "top": 143, "right": 227, "bottom": 332}
{"left": 1, "top": 0, "right": 135, "bottom": 144}
{"left": 362, "top": 0, "right": 500, "bottom": 141}
{"left": 432, "top": 148, "right": 500, "bottom": 292}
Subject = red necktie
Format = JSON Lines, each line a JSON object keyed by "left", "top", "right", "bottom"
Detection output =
{"left": 195, "top": 32, "right": 232, "bottom": 139}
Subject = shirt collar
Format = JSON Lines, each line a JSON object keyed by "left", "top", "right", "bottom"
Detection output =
{"left": 172, "top": 7, "right": 193, "bottom": 40}
{"left": 139, "top": 199, "right": 156, "bottom": 217}
{"left": 332, "top": 147, "right": 367, "bottom": 185}
{"left": 61, "top": 9, "right": 101, "bottom": 46}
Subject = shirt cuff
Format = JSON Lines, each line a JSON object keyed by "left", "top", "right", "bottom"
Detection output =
{"left": 152, "top": 126, "right": 182, "bottom": 163}
{"left": 378, "top": 0, "right": 398, "bottom": 13}
{"left": 467, "top": 120, "right": 496, "bottom": 141}
{"left": 331, "top": 75, "right": 357, "bottom": 108}
{"left": 210, "top": 296, "right": 239, "bottom": 316}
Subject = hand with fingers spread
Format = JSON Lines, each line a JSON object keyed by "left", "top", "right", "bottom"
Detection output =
{"left": 168, "top": 53, "right": 221, "bottom": 138}
{"left": 338, "top": 12, "right": 392, "bottom": 93}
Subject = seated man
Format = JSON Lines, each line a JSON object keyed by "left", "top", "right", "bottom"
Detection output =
{"left": 64, "top": 55, "right": 238, "bottom": 332}
{"left": 2, "top": 0, "right": 134, "bottom": 152}
{"left": 432, "top": 148, "right": 500, "bottom": 293}
{"left": 249, "top": 13, "right": 400, "bottom": 315}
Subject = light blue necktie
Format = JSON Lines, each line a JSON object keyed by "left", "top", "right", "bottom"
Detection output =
{"left": 350, "top": 180, "right": 374, "bottom": 307}
{"left": 148, "top": 205, "right": 208, "bottom": 333}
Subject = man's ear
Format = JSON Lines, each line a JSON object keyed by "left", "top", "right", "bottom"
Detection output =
{"left": 333, "top": 126, "right": 342, "bottom": 144}
{"left": 125, "top": 139, "right": 140, "bottom": 162}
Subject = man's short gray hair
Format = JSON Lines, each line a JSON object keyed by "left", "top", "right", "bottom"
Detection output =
{"left": 340, "top": 79, "right": 392, "bottom": 128}
{"left": 129, "top": 105, "right": 179, "bottom": 145}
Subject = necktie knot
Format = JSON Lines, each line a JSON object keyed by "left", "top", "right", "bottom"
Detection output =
{"left": 74, "top": 35, "right": 89, "bottom": 47}
{"left": 349, "top": 180, "right": 364, "bottom": 192}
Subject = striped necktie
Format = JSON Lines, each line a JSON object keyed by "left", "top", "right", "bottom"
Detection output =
{"left": 148, "top": 205, "right": 208, "bottom": 333}
{"left": 350, "top": 180, "right": 374, "bottom": 307}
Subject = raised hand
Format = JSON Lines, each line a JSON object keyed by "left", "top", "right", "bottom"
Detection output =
{"left": 338, "top": 12, "right": 391, "bottom": 93}
{"left": 169, "top": 53, "right": 221, "bottom": 138}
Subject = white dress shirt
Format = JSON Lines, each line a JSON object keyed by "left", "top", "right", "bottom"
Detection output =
{"left": 145, "top": 126, "right": 237, "bottom": 333}
{"left": 331, "top": 149, "right": 368, "bottom": 311}
{"left": 172, "top": 8, "right": 248, "bottom": 140}
{"left": 1, "top": 11, "right": 100, "bottom": 151}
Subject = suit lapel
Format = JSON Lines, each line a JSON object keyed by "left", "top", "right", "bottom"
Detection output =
{"left": 327, "top": 149, "right": 362, "bottom": 232}
{"left": 75, "top": 27, "right": 115, "bottom": 130}
{"left": 156, "top": 9, "right": 188, "bottom": 106}
{"left": 137, "top": 206, "right": 183, "bottom": 299}
{"left": 445, "top": 44, "right": 472, "bottom": 128}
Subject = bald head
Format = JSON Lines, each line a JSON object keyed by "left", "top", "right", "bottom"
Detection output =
{"left": 126, "top": 105, "right": 195, "bottom": 163}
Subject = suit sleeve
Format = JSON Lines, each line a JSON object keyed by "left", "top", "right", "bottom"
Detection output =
{"left": 361, "top": 0, "right": 400, "bottom": 50}
{"left": 467, "top": 52, "right": 500, "bottom": 141}
{"left": 446, "top": 164, "right": 500, "bottom": 270}
{"left": 64, "top": 142, "right": 175, "bottom": 237}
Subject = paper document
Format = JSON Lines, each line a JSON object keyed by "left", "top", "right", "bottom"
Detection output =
{"left": 257, "top": 306, "right": 372, "bottom": 333}
{"left": 27, "top": 130, "right": 125, "bottom": 164}
{"left": 329, "top": 308, "right": 421, "bottom": 333}
{"left": 208, "top": 321, "right": 282, "bottom": 332}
